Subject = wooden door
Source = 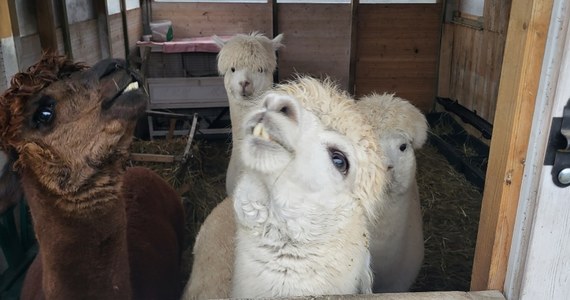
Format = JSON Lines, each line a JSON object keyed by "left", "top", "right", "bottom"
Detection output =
{"left": 503, "top": 1, "right": 570, "bottom": 298}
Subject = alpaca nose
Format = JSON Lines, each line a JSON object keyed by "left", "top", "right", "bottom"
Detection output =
{"left": 240, "top": 80, "right": 250, "bottom": 88}
{"left": 90, "top": 58, "right": 127, "bottom": 80}
{"left": 263, "top": 94, "right": 300, "bottom": 123}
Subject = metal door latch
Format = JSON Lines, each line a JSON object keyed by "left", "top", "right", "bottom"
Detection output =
{"left": 545, "top": 99, "right": 570, "bottom": 187}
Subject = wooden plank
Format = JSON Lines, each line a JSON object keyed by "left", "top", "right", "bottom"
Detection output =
{"left": 93, "top": 0, "right": 110, "bottom": 58}
{"left": 348, "top": 0, "right": 359, "bottom": 94}
{"left": 129, "top": 153, "right": 175, "bottom": 163}
{"left": 354, "top": 3, "right": 442, "bottom": 111}
{"left": 151, "top": 3, "right": 272, "bottom": 37}
{"left": 485, "top": 0, "right": 513, "bottom": 34}
{"left": 126, "top": 9, "right": 142, "bottom": 50}
{"left": 120, "top": 0, "right": 130, "bottom": 57}
{"left": 68, "top": 19, "right": 102, "bottom": 65}
{"left": 437, "top": 23, "right": 454, "bottom": 97}
{"left": 59, "top": 0, "right": 73, "bottom": 59}
{"left": 0, "top": 0, "right": 12, "bottom": 38}
{"left": 108, "top": 13, "right": 125, "bottom": 58}
{"left": 470, "top": 0, "right": 554, "bottom": 291}
{"left": 278, "top": 4, "right": 352, "bottom": 90}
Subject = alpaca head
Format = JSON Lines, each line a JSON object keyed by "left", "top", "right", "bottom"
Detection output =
{"left": 214, "top": 32, "right": 284, "bottom": 104}
{"left": 238, "top": 77, "right": 387, "bottom": 222}
{"left": 0, "top": 54, "right": 147, "bottom": 203}
{"left": 357, "top": 93, "right": 428, "bottom": 194}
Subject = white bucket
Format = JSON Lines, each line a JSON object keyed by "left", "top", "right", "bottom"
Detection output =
{"left": 150, "top": 20, "right": 173, "bottom": 42}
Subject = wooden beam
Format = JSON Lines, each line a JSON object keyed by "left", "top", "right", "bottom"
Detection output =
{"left": 471, "top": 0, "right": 554, "bottom": 291}
{"left": 129, "top": 153, "right": 176, "bottom": 163}
{"left": 119, "top": 0, "right": 130, "bottom": 57}
{"left": 348, "top": 0, "right": 359, "bottom": 95}
{"left": 59, "top": 0, "right": 73, "bottom": 59}
{"left": 93, "top": 0, "right": 111, "bottom": 58}
{"left": 34, "top": 0, "right": 58, "bottom": 52}
{"left": 270, "top": 0, "right": 278, "bottom": 82}
{"left": 0, "top": 0, "right": 12, "bottom": 38}
{"left": 437, "top": 23, "right": 454, "bottom": 98}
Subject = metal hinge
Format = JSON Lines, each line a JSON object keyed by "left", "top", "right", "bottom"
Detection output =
{"left": 544, "top": 99, "right": 570, "bottom": 187}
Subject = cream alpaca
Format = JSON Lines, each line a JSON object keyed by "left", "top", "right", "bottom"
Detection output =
{"left": 357, "top": 93, "right": 428, "bottom": 292}
{"left": 213, "top": 32, "right": 284, "bottom": 195}
{"left": 183, "top": 77, "right": 388, "bottom": 298}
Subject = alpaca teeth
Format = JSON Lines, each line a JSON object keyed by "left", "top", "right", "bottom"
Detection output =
{"left": 253, "top": 123, "right": 263, "bottom": 137}
{"left": 123, "top": 81, "right": 139, "bottom": 93}
{"left": 253, "top": 123, "right": 271, "bottom": 141}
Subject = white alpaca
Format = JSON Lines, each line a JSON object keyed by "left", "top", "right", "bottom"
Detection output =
{"left": 182, "top": 77, "right": 388, "bottom": 299}
{"left": 213, "top": 32, "right": 284, "bottom": 195}
{"left": 356, "top": 93, "right": 428, "bottom": 292}
{"left": 231, "top": 77, "right": 387, "bottom": 298}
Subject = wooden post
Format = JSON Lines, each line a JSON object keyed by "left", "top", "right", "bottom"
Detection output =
{"left": 348, "top": 0, "right": 359, "bottom": 95}
{"left": 34, "top": 0, "right": 58, "bottom": 52}
{"left": 0, "top": 0, "right": 13, "bottom": 39}
{"left": 120, "top": 0, "right": 130, "bottom": 58}
{"left": 471, "top": 0, "right": 554, "bottom": 291}
{"left": 437, "top": 23, "right": 453, "bottom": 98}
{"left": 59, "top": 0, "right": 73, "bottom": 59}
{"left": 270, "top": 0, "right": 279, "bottom": 82}
{"left": 93, "top": 0, "right": 111, "bottom": 58}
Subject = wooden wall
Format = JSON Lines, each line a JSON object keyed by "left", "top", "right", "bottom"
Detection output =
{"left": 355, "top": 3, "right": 443, "bottom": 112}
{"left": 151, "top": 1, "right": 352, "bottom": 90}
{"left": 150, "top": 2, "right": 445, "bottom": 101}
{"left": 69, "top": 19, "right": 103, "bottom": 64}
{"left": 277, "top": 4, "right": 352, "bottom": 90}
{"left": 151, "top": 3, "right": 272, "bottom": 37}
{"left": 3, "top": 2, "right": 142, "bottom": 70}
{"left": 438, "top": 0, "right": 512, "bottom": 123}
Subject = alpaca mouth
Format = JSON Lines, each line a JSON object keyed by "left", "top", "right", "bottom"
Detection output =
{"left": 100, "top": 68, "right": 147, "bottom": 121}
{"left": 249, "top": 122, "right": 292, "bottom": 153}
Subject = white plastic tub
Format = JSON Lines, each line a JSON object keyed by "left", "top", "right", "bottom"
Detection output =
{"left": 150, "top": 20, "right": 173, "bottom": 42}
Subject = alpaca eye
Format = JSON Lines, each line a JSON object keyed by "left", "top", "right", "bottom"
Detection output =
{"left": 259, "top": 68, "right": 264, "bottom": 73}
{"left": 399, "top": 143, "right": 407, "bottom": 152}
{"left": 329, "top": 149, "right": 349, "bottom": 176}
{"left": 33, "top": 98, "right": 56, "bottom": 127}
{"left": 231, "top": 67, "right": 236, "bottom": 72}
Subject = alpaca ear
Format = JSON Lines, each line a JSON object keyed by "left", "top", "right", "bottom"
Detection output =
{"left": 212, "top": 35, "right": 226, "bottom": 49}
{"left": 412, "top": 119, "right": 429, "bottom": 149}
{"left": 272, "top": 33, "right": 285, "bottom": 51}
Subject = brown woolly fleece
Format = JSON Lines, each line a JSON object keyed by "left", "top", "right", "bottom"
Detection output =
{"left": 0, "top": 54, "right": 185, "bottom": 300}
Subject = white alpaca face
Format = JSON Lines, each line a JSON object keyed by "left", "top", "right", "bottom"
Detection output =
{"left": 224, "top": 67, "right": 273, "bottom": 102}
{"left": 240, "top": 92, "right": 357, "bottom": 199}
{"left": 380, "top": 132, "right": 417, "bottom": 195}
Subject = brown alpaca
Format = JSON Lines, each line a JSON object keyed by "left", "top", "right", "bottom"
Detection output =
{"left": 0, "top": 54, "right": 185, "bottom": 300}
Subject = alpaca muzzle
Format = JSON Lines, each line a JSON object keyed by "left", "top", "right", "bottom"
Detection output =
{"left": 94, "top": 59, "right": 148, "bottom": 121}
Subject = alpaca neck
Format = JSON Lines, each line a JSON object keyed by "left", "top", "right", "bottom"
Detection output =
{"left": 21, "top": 169, "right": 131, "bottom": 300}
{"left": 228, "top": 96, "right": 248, "bottom": 141}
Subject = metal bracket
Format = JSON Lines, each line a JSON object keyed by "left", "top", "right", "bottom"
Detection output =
{"left": 544, "top": 99, "right": 570, "bottom": 187}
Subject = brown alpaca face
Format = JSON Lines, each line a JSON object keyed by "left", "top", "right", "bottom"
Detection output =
{"left": 14, "top": 59, "right": 147, "bottom": 196}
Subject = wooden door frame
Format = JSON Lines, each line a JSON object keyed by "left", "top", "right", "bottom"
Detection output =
{"left": 470, "top": 0, "right": 555, "bottom": 292}
{"left": 503, "top": 0, "right": 570, "bottom": 298}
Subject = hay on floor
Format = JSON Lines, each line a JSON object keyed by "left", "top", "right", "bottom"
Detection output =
{"left": 129, "top": 135, "right": 482, "bottom": 292}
